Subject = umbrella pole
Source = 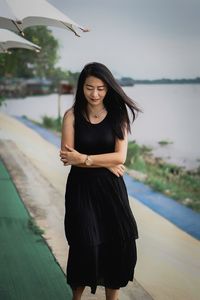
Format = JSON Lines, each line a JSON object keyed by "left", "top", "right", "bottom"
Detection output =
{"left": 11, "top": 20, "right": 24, "bottom": 36}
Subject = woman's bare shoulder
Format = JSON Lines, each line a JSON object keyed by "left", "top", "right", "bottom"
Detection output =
{"left": 63, "top": 107, "right": 74, "bottom": 122}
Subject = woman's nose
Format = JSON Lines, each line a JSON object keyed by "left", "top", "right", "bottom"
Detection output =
{"left": 91, "top": 89, "right": 98, "bottom": 98}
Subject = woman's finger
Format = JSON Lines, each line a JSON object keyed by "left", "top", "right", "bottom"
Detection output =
{"left": 120, "top": 167, "right": 125, "bottom": 173}
{"left": 61, "top": 158, "right": 68, "bottom": 163}
{"left": 60, "top": 150, "right": 66, "bottom": 155}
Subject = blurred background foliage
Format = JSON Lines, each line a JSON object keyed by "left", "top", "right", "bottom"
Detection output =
{"left": 0, "top": 26, "right": 78, "bottom": 85}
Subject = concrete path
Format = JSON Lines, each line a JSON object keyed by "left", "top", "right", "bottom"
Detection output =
{"left": 0, "top": 112, "right": 200, "bottom": 300}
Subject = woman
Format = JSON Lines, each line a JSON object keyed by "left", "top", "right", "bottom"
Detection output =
{"left": 60, "top": 62, "right": 142, "bottom": 300}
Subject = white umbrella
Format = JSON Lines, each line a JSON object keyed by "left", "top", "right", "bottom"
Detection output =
{"left": 0, "top": 28, "right": 41, "bottom": 53}
{"left": 0, "top": 0, "right": 88, "bottom": 37}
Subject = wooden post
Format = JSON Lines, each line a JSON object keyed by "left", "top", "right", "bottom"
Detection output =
{"left": 57, "top": 83, "right": 62, "bottom": 130}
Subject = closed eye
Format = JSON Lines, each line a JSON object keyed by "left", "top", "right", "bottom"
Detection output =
{"left": 85, "top": 84, "right": 106, "bottom": 90}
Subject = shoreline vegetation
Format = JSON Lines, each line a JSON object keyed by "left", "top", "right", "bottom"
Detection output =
{"left": 126, "top": 141, "right": 200, "bottom": 213}
{"left": 26, "top": 115, "right": 200, "bottom": 214}
{"left": 130, "top": 77, "right": 200, "bottom": 85}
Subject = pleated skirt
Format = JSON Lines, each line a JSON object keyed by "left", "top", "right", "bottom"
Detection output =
{"left": 64, "top": 166, "right": 139, "bottom": 294}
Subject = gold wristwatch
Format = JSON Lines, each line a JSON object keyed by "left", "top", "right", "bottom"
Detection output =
{"left": 85, "top": 155, "right": 92, "bottom": 166}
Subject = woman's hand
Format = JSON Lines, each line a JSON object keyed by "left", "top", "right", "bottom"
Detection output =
{"left": 108, "top": 164, "right": 126, "bottom": 177}
{"left": 60, "top": 145, "right": 86, "bottom": 166}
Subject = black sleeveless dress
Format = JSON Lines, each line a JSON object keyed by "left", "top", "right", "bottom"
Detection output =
{"left": 64, "top": 112, "right": 139, "bottom": 294}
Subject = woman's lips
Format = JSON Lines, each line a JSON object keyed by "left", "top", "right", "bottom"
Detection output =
{"left": 90, "top": 98, "right": 100, "bottom": 102}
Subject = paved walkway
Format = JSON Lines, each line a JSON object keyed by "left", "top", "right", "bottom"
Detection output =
{"left": 1, "top": 113, "right": 200, "bottom": 300}
{"left": 0, "top": 160, "right": 72, "bottom": 300}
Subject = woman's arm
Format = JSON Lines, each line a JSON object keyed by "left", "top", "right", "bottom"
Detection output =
{"left": 60, "top": 110, "right": 128, "bottom": 168}
{"left": 61, "top": 108, "right": 75, "bottom": 151}
{"left": 75, "top": 134, "right": 127, "bottom": 176}
{"left": 60, "top": 110, "right": 127, "bottom": 176}
{"left": 86, "top": 131, "right": 128, "bottom": 167}
{"left": 61, "top": 109, "right": 92, "bottom": 165}
{"left": 72, "top": 131, "right": 128, "bottom": 167}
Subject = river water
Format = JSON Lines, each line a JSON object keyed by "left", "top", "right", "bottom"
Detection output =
{"left": 1, "top": 84, "right": 200, "bottom": 170}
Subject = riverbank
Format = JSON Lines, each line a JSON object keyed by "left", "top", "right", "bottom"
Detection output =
{"left": 126, "top": 141, "right": 200, "bottom": 213}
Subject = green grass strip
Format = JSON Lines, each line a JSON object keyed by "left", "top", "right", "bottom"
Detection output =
{"left": 0, "top": 161, "right": 72, "bottom": 300}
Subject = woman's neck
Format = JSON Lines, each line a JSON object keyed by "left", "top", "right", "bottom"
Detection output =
{"left": 87, "top": 104, "right": 105, "bottom": 113}
{"left": 87, "top": 104, "right": 107, "bottom": 120}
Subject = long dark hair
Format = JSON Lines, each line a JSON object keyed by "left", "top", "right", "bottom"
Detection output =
{"left": 73, "top": 62, "right": 143, "bottom": 139}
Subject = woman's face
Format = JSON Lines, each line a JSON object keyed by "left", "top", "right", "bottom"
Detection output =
{"left": 83, "top": 76, "right": 108, "bottom": 107}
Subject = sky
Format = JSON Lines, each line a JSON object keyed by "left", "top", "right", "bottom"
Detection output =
{"left": 49, "top": 0, "right": 200, "bottom": 79}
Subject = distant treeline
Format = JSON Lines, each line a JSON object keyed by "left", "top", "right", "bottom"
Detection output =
{"left": 132, "top": 77, "right": 200, "bottom": 84}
